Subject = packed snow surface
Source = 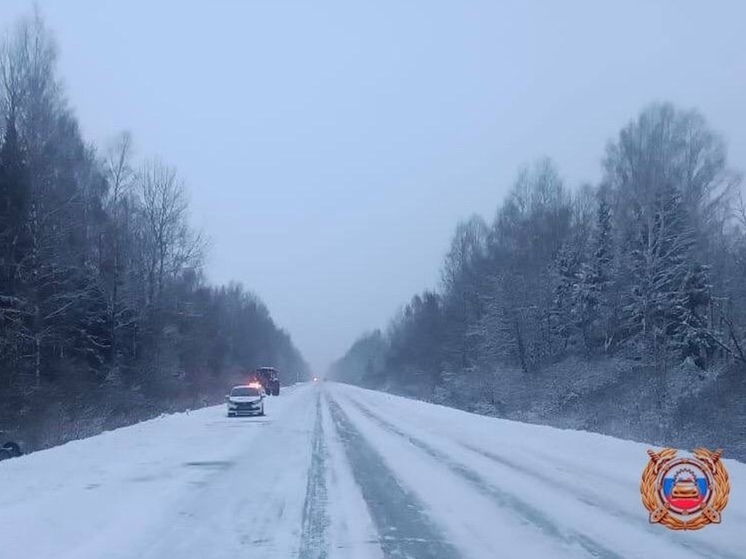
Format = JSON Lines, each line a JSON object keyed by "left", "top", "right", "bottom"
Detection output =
{"left": 1, "top": 382, "right": 744, "bottom": 558}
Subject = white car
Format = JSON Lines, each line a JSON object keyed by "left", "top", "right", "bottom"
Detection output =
{"left": 226, "top": 384, "right": 265, "bottom": 417}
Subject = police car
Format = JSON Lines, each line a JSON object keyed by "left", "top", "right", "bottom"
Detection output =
{"left": 226, "top": 384, "right": 265, "bottom": 417}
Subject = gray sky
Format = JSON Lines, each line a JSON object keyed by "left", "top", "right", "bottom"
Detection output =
{"left": 1, "top": 1, "right": 744, "bottom": 371}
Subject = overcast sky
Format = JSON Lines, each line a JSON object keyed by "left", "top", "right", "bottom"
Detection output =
{"left": 1, "top": 1, "right": 744, "bottom": 371}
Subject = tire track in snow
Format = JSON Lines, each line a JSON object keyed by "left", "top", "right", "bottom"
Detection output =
{"left": 345, "top": 392, "right": 741, "bottom": 559}
{"left": 326, "top": 395, "right": 461, "bottom": 559}
{"left": 459, "top": 442, "right": 740, "bottom": 559}
{"left": 299, "top": 391, "right": 330, "bottom": 559}
{"left": 342, "top": 395, "right": 623, "bottom": 559}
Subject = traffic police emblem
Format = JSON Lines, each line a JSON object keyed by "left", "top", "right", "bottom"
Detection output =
{"left": 641, "top": 447, "right": 730, "bottom": 530}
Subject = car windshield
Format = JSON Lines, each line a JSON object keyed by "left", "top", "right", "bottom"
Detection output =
{"left": 231, "top": 387, "right": 260, "bottom": 397}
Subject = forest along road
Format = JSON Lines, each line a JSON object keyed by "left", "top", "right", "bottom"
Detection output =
{"left": 0, "top": 383, "right": 744, "bottom": 559}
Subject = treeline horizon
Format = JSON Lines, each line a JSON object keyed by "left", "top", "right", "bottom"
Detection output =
{"left": 0, "top": 13, "right": 308, "bottom": 450}
{"left": 331, "top": 101, "right": 746, "bottom": 455}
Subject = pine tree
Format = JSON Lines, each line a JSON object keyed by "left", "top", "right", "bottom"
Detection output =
{"left": 623, "top": 182, "right": 697, "bottom": 362}
{"left": 550, "top": 244, "right": 581, "bottom": 353}
{"left": 552, "top": 203, "right": 616, "bottom": 358}
{"left": 0, "top": 114, "right": 31, "bottom": 416}
{"left": 673, "top": 263, "right": 713, "bottom": 367}
{"left": 0, "top": 116, "right": 30, "bottom": 294}
{"left": 580, "top": 198, "right": 615, "bottom": 353}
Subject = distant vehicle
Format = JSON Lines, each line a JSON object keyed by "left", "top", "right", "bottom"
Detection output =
{"left": 0, "top": 438, "right": 22, "bottom": 461}
{"left": 226, "top": 385, "right": 265, "bottom": 417}
{"left": 248, "top": 366, "right": 281, "bottom": 396}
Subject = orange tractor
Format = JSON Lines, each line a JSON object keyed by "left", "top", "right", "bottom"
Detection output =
{"left": 248, "top": 366, "right": 281, "bottom": 396}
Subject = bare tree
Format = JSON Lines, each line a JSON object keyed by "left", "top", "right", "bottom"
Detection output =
{"left": 102, "top": 132, "right": 135, "bottom": 380}
{"left": 137, "top": 158, "right": 204, "bottom": 305}
{"left": 440, "top": 215, "right": 488, "bottom": 371}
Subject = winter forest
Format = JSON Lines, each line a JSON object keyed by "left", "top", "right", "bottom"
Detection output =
{"left": 0, "top": 14, "right": 308, "bottom": 449}
{"left": 3, "top": 9, "right": 745, "bottom": 461}
{"left": 332, "top": 104, "right": 746, "bottom": 457}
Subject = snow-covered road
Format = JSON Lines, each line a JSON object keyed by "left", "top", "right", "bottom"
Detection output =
{"left": 1, "top": 382, "right": 744, "bottom": 559}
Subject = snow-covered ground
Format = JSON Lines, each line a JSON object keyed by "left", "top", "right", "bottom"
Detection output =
{"left": 0, "top": 382, "right": 743, "bottom": 558}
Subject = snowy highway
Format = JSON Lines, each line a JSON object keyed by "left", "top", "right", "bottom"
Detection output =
{"left": 1, "top": 382, "right": 744, "bottom": 559}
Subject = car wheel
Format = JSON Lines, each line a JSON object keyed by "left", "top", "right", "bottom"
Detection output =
{"left": 2, "top": 442, "right": 21, "bottom": 457}
{"left": 0, "top": 448, "right": 11, "bottom": 461}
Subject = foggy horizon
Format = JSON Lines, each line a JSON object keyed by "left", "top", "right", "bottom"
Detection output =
{"left": 2, "top": 0, "right": 744, "bottom": 371}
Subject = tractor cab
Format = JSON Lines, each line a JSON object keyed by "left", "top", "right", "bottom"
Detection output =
{"left": 249, "top": 367, "right": 281, "bottom": 396}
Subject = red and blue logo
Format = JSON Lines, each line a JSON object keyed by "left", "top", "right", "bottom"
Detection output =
{"left": 642, "top": 447, "right": 730, "bottom": 530}
{"left": 660, "top": 462, "right": 710, "bottom": 513}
